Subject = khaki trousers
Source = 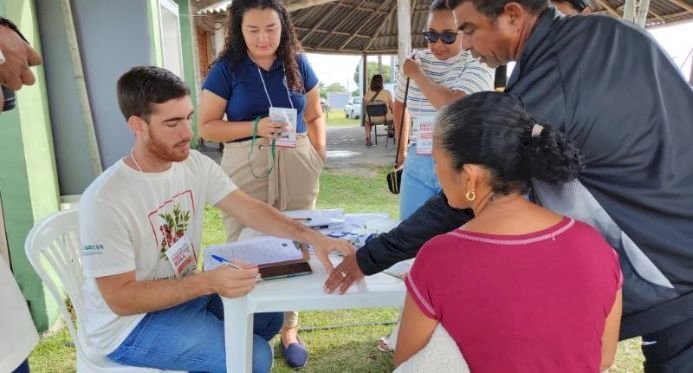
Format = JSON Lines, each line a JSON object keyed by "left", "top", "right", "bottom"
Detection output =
{"left": 220, "top": 134, "right": 323, "bottom": 328}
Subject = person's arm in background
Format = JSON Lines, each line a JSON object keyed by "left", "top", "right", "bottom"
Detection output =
{"left": 304, "top": 84, "right": 326, "bottom": 160}
{"left": 0, "top": 17, "right": 42, "bottom": 92}
{"left": 601, "top": 289, "right": 622, "bottom": 371}
{"left": 324, "top": 192, "right": 472, "bottom": 294}
{"left": 356, "top": 192, "right": 472, "bottom": 274}
{"left": 198, "top": 90, "right": 285, "bottom": 142}
{"left": 401, "top": 57, "right": 467, "bottom": 109}
{"left": 198, "top": 61, "right": 286, "bottom": 143}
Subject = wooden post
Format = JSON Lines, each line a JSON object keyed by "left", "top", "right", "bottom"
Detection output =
{"left": 623, "top": 0, "right": 651, "bottom": 27}
{"left": 361, "top": 54, "right": 367, "bottom": 126}
{"left": 397, "top": 0, "right": 412, "bottom": 65}
{"left": 623, "top": 0, "right": 636, "bottom": 22}
{"left": 635, "top": 0, "right": 651, "bottom": 26}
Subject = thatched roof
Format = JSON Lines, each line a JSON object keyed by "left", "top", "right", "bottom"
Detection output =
{"left": 193, "top": 0, "right": 693, "bottom": 55}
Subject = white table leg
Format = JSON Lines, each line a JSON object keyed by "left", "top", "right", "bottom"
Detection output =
{"left": 223, "top": 297, "right": 253, "bottom": 373}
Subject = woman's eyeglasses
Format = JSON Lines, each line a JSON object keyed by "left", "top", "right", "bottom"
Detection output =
{"left": 422, "top": 31, "right": 458, "bottom": 45}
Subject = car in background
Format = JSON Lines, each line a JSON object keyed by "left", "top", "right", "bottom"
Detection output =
{"left": 344, "top": 96, "right": 362, "bottom": 119}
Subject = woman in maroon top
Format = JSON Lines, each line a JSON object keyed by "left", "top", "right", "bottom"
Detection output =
{"left": 394, "top": 92, "right": 622, "bottom": 372}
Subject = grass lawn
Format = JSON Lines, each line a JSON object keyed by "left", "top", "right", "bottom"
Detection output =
{"left": 325, "top": 109, "right": 361, "bottom": 127}
{"left": 28, "top": 169, "right": 644, "bottom": 372}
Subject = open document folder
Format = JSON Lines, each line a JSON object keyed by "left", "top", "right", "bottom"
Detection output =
{"left": 204, "top": 237, "right": 312, "bottom": 280}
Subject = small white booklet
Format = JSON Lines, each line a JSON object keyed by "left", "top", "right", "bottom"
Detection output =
{"left": 270, "top": 107, "right": 297, "bottom": 148}
{"left": 383, "top": 259, "right": 415, "bottom": 279}
{"left": 284, "top": 209, "right": 346, "bottom": 230}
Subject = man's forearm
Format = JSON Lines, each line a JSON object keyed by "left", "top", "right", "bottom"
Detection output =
{"left": 356, "top": 192, "right": 474, "bottom": 275}
{"left": 98, "top": 271, "right": 214, "bottom": 316}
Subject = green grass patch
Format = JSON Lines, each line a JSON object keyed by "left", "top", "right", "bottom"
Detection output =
{"left": 317, "top": 168, "right": 399, "bottom": 219}
{"left": 325, "top": 109, "right": 361, "bottom": 127}
{"left": 28, "top": 170, "right": 645, "bottom": 372}
{"left": 29, "top": 328, "right": 75, "bottom": 373}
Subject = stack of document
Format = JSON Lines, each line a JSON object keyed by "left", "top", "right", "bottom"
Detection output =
{"left": 284, "top": 209, "right": 346, "bottom": 230}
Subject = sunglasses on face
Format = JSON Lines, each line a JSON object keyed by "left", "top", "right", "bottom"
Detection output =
{"left": 422, "top": 31, "right": 458, "bottom": 45}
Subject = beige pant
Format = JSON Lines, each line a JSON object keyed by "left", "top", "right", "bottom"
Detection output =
{"left": 220, "top": 134, "right": 323, "bottom": 328}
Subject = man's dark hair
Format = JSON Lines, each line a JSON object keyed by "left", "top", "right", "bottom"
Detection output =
{"left": 446, "top": 0, "right": 549, "bottom": 19}
{"left": 554, "top": 0, "right": 590, "bottom": 11}
{"left": 117, "top": 66, "right": 189, "bottom": 121}
{"left": 430, "top": 0, "right": 450, "bottom": 11}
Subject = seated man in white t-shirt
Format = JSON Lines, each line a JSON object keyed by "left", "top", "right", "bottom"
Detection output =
{"left": 79, "top": 66, "right": 355, "bottom": 373}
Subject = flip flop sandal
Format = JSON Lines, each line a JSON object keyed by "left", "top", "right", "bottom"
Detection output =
{"left": 377, "top": 336, "right": 392, "bottom": 352}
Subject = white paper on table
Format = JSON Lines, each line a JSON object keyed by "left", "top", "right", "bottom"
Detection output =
{"left": 203, "top": 237, "right": 303, "bottom": 271}
{"left": 383, "top": 259, "right": 415, "bottom": 279}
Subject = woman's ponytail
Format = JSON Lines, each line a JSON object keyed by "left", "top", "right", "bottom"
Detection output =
{"left": 523, "top": 123, "right": 583, "bottom": 183}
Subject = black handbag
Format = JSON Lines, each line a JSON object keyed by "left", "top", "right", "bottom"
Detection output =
{"left": 386, "top": 76, "right": 410, "bottom": 195}
{"left": 387, "top": 168, "right": 403, "bottom": 194}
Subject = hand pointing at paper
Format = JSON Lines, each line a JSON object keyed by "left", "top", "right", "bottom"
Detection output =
{"left": 217, "top": 189, "right": 356, "bottom": 274}
{"left": 308, "top": 234, "right": 356, "bottom": 274}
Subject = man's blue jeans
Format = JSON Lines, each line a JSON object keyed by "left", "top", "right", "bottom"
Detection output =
{"left": 400, "top": 144, "right": 441, "bottom": 220}
{"left": 107, "top": 295, "right": 283, "bottom": 373}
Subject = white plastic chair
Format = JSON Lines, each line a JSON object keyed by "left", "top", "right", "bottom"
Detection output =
{"left": 24, "top": 209, "right": 185, "bottom": 373}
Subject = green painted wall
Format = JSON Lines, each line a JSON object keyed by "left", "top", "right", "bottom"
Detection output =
{"left": 149, "top": 0, "right": 200, "bottom": 147}
{"left": 0, "top": 0, "right": 61, "bottom": 331}
{"left": 176, "top": 0, "right": 201, "bottom": 147}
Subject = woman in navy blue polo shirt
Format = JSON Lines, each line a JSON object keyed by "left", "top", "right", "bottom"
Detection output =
{"left": 199, "top": 0, "right": 325, "bottom": 368}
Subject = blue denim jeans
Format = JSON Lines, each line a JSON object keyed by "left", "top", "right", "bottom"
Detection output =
{"left": 107, "top": 295, "right": 283, "bottom": 373}
{"left": 12, "top": 359, "right": 30, "bottom": 373}
{"left": 399, "top": 144, "right": 441, "bottom": 220}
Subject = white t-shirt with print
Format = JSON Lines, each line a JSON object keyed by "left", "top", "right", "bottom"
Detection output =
{"left": 79, "top": 150, "right": 237, "bottom": 355}
{"left": 395, "top": 49, "right": 494, "bottom": 140}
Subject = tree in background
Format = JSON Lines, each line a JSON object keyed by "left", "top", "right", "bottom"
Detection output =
{"left": 353, "top": 62, "right": 392, "bottom": 90}
{"left": 320, "top": 82, "right": 348, "bottom": 99}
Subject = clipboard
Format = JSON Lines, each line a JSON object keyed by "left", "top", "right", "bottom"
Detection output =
{"left": 204, "top": 237, "right": 313, "bottom": 280}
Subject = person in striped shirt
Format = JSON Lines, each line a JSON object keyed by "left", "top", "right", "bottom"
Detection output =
{"left": 394, "top": 0, "right": 494, "bottom": 220}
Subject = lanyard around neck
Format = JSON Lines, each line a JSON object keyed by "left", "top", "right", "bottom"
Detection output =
{"left": 129, "top": 149, "right": 187, "bottom": 217}
{"left": 256, "top": 64, "right": 295, "bottom": 109}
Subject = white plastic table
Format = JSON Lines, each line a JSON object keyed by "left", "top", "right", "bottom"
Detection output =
{"left": 222, "top": 215, "right": 405, "bottom": 373}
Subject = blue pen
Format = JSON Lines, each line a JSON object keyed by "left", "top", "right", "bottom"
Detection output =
{"left": 211, "top": 254, "right": 242, "bottom": 270}
{"left": 211, "top": 254, "right": 263, "bottom": 282}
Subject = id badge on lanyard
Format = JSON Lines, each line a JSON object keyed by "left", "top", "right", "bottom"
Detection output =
{"left": 413, "top": 115, "right": 435, "bottom": 155}
{"left": 165, "top": 235, "right": 197, "bottom": 278}
{"left": 257, "top": 65, "right": 298, "bottom": 148}
{"left": 270, "top": 107, "right": 298, "bottom": 148}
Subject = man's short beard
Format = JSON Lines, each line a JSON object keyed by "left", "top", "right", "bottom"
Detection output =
{"left": 146, "top": 130, "right": 189, "bottom": 162}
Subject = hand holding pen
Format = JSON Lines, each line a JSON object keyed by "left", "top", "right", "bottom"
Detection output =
{"left": 209, "top": 255, "right": 261, "bottom": 298}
